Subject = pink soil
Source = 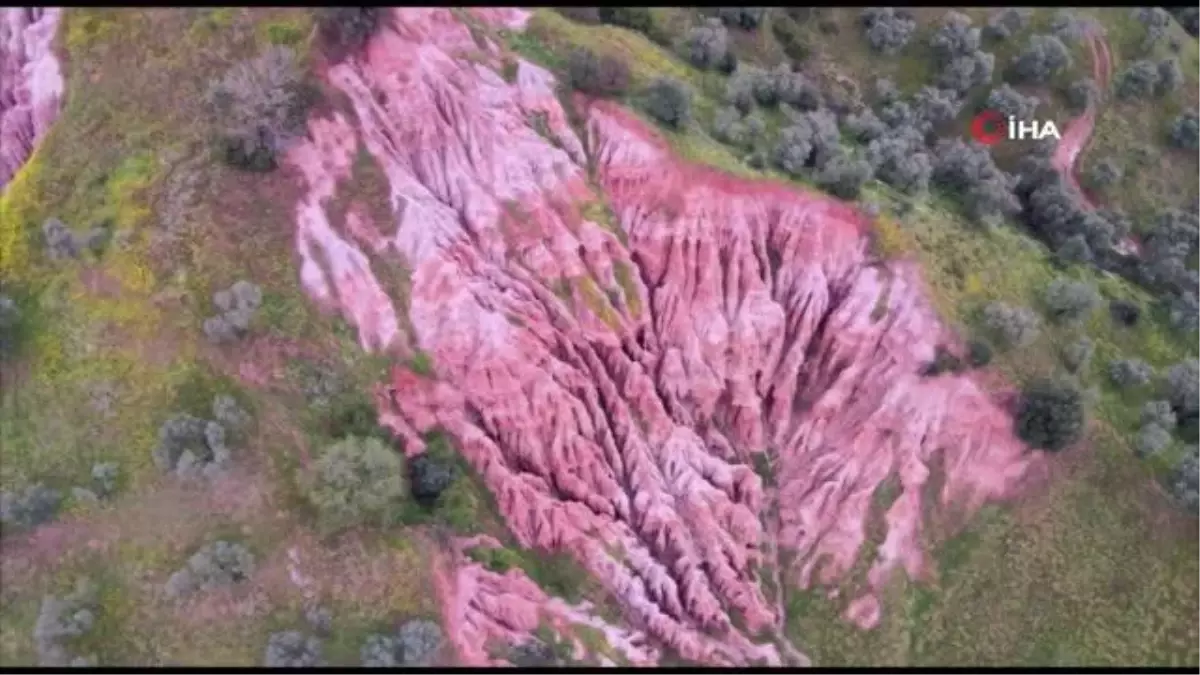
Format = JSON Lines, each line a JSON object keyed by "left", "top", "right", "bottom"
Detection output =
{"left": 286, "top": 8, "right": 1040, "bottom": 665}
{"left": 0, "top": 7, "right": 62, "bottom": 189}
{"left": 1051, "top": 27, "right": 1114, "bottom": 213}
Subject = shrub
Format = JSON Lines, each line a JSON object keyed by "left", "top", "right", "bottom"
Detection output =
{"left": 1166, "top": 360, "right": 1200, "bottom": 420}
{"left": 1043, "top": 278, "right": 1099, "bottom": 322}
{"left": 1115, "top": 59, "right": 1161, "bottom": 100}
{"left": 725, "top": 67, "right": 768, "bottom": 112}
{"left": 566, "top": 48, "right": 630, "bottom": 98}
{"left": 360, "top": 619, "right": 444, "bottom": 667}
{"left": 33, "top": 580, "right": 98, "bottom": 667}
{"left": 1065, "top": 77, "right": 1098, "bottom": 112}
{"left": 1084, "top": 157, "right": 1122, "bottom": 191}
{"left": 90, "top": 462, "right": 119, "bottom": 498}
{"left": 1015, "top": 378, "right": 1086, "bottom": 452}
{"left": 712, "top": 107, "right": 761, "bottom": 150}
{"left": 264, "top": 631, "right": 325, "bottom": 667}
{"left": 41, "top": 217, "right": 83, "bottom": 261}
{"left": 1134, "top": 423, "right": 1172, "bottom": 458}
{"left": 642, "top": 78, "right": 693, "bottom": 129}
{"left": 983, "top": 301, "right": 1040, "bottom": 348}
{"left": 1049, "top": 9, "right": 1085, "bottom": 44}
{"left": 774, "top": 66, "right": 823, "bottom": 111}
{"left": 937, "top": 50, "right": 995, "bottom": 94}
{"left": 930, "top": 11, "right": 981, "bottom": 63}
{"left": 207, "top": 46, "right": 314, "bottom": 172}
{"left": 1168, "top": 112, "right": 1199, "bottom": 151}
{"left": 304, "top": 605, "right": 333, "bottom": 636}
{"left": 774, "top": 110, "right": 842, "bottom": 176}
{"left": 985, "top": 84, "right": 1040, "bottom": 120}
{"left": 0, "top": 484, "right": 62, "bottom": 533}
{"left": 842, "top": 109, "right": 886, "bottom": 143}
{"left": 983, "top": 8, "right": 1030, "bottom": 41}
{"left": 931, "top": 139, "right": 1020, "bottom": 226}
{"left": 860, "top": 8, "right": 917, "bottom": 55}
{"left": 921, "top": 345, "right": 964, "bottom": 377}
{"left": 1168, "top": 292, "right": 1199, "bottom": 336}
{"left": 815, "top": 153, "right": 874, "bottom": 199}
{"left": 165, "top": 540, "right": 255, "bottom": 599}
{"left": 912, "top": 86, "right": 963, "bottom": 129}
{"left": 316, "top": 8, "right": 383, "bottom": 56}
{"left": 1156, "top": 58, "right": 1183, "bottom": 95}
{"left": 598, "top": 7, "right": 654, "bottom": 33}
{"left": 874, "top": 77, "right": 899, "bottom": 105}
{"left": 771, "top": 14, "right": 811, "bottom": 62}
{"left": 1168, "top": 446, "right": 1199, "bottom": 514}
{"left": 203, "top": 280, "right": 263, "bottom": 344}
{"left": 866, "top": 129, "right": 932, "bottom": 195}
{"left": 1010, "top": 35, "right": 1071, "bottom": 84}
{"left": 152, "top": 413, "right": 232, "bottom": 479}
{"left": 304, "top": 436, "right": 407, "bottom": 532}
{"left": 1109, "top": 298, "right": 1142, "bottom": 327}
{"left": 1141, "top": 400, "right": 1178, "bottom": 429}
{"left": 1134, "top": 7, "right": 1174, "bottom": 48}
{"left": 967, "top": 338, "right": 993, "bottom": 367}
{"left": 1056, "top": 234, "right": 1093, "bottom": 265}
{"left": 409, "top": 451, "right": 458, "bottom": 505}
{"left": 555, "top": 7, "right": 601, "bottom": 24}
{"left": 684, "top": 18, "right": 731, "bottom": 71}
{"left": 1061, "top": 337, "right": 1094, "bottom": 373}
{"left": 716, "top": 7, "right": 766, "bottom": 30}
{"left": 1108, "top": 358, "right": 1154, "bottom": 388}
{"left": 212, "top": 395, "right": 251, "bottom": 431}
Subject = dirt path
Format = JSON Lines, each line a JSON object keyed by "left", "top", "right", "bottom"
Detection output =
{"left": 1051, "top": 27, "right": 1114, "bottom": 211}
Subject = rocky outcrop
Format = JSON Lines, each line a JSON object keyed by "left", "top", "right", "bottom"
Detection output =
{"left": 0, "top": 7, "right": 63, "bottom": 189}
{"left": 287, "top": 8, "right": 1036, "bottom": 665}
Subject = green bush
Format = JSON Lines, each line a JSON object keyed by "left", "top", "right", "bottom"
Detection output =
{"left": 1015, "top": 378, "right": 1086, "bottom": 452}
{"left": 304, "top": 436, "right": 407, "bottom": 532}
{"left": 642, "top": 78, "right": 693, "bottom": 129}
{"left": 566, "top": 48, "right": 631, "bottom": 98}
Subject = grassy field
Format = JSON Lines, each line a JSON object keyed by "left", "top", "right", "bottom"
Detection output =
{"left": 504, "top": 6, "right": 1199, "bottom": 667}
{"left": 0, "top": 6, "right": 1196, "bottom": 668}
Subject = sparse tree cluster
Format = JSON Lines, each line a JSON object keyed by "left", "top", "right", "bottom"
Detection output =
{"left": 1108, "top": 358, "right": 1154, "bottom": 389}
{"left": 985, "top": 84, "right": 1040, "bottom": 120}
{"left": 361, "top": 620, "right": 444, "bottom": 667}
{"left": 860, "top": 8, "right": 917, "bottom": 55}
{"left": 1010, "top": 35, "right": 1072, "bottom": 84}
{"left": 774, "top": 109, "right": 843, "bottom": 177}
{"left": 566, "top": 48, "right": 631, "bottom": 98}
{"left": 1115, "top": 58, "right": 1183, "bottom": 100}
{"left": 684, "top": 18, "right": 734, "bottom": 72}
{"left": 33, "top": 580, "right": 99, "bottom": 667}
{"left": 931, "top": 138, "right": 1021, "bottom": 226}
{"left": 983, "top": 301, "right": 1040, "bottom": 348}
{"left": 1015, "top": 378, "right": 1086, "bottom": 452}
{"left": 1168, "top": 111, "right": 1199, "bottom": 151}
{"left": 0, "top": 483, "right": 62, "bottom": 533}
{"left": 207, "top": 46, "right": 314, "bottom": 172}
{"left": 1043, "top": 278, "right": 1100, "bottom": 323}
{"left": 153, "top": 413, "right": 231, "bottom": 479}
{"left": 929, "top": 12, "right": 995, "bottom": 94}
{"left": 203, "top": 280, "right": 263, "bottom": 343}
{"left": 265, "top": 630, "right": 325, "bottom": 667}
{"left": 165, "top": 539, "right": 256, "bottom": 599}
{"left": 304, "top": 435, "right": 407, "bottom": 533}
{"left": 643, "top": 78, "right": 693, "bottom": 129}
{"left": 983, "top": 8, "right": 1030, "bottom": 41}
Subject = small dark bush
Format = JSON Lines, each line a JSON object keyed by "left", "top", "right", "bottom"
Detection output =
{"left": 1109, "top": 298, "right": 1142, "bottom": 326}
{"left": 1085, "top": 157, "right": 1123, "bottom": 191}
{"left": 33, "top": 580, "right": 98, "bottom": 667}
{"left": 986, "top": 84, "right": 1040, "bottom": 120}
{"left": 152, "top": 413, "right": 232, "bottom": 479}
{"left": 1065, "top": 77, "right": 1098, "bottom": 112}
{"left": 1168, "top": 446, "right": 1198, "bottom": 514}
{"left": 1156, "top": 58, "right": 1183, "bottom": 95}
{"left": 566, "top": 48, "right": 631, "bottom": 98}
{"left": 684, "top": 18, "right": 731, "bottom": 71}
{"left": 967, "top": 338, "right": 993, "bottom": 367}
{"left": 555, "top": 7, "right": 601, "bottom": 24}
{"left": 409, "top": 451, "right": 458, "bottom": 505}
{"left": 598, "top": 7, "right": 654, "bottom": 33}
{"left": 317, "top": 8, "right": 383, "bottom": 56}
{"left": 921, "top": 345, "right": 964, "bottom": 377}
{"left": 1166, "top": 360, "right": 1200, "bottom": 422}
{"left": 203, "top": 280, "right": 263, "bottom": 343}
{"left": 643, "top": 78, "right": 693, "bottom": 129}
{"left": 1015, "top": 378, "right": 1086, "bottom": 452}
{"left": 815, "top": 153, "right": 873, "bottom": 199}
{"left": 774, "top": 110, "right": 842, "bottom": 176}
{"left": 1043, "top": 278, "right": 1099, "bottom": 322}
{"left": 716, "top": 7, "right": 766, "bottom": 30}
{"left": 983, "top": 8, "right": 1030, "bottom": 41}
{"left": 1061, "top": 337, "right": 1095, "bottom": 373}
{"left": 1168, "top": 111, "right": 1199, "bottom": 151}
{"left": 1134, "top": 423, "right": 1172, "bottom": 458}
{"left": 1141, "top": 400, "right": 1178, "bottom": 429}
{"left": 1115, "top": 59, "right": 1161, "bottom": 100}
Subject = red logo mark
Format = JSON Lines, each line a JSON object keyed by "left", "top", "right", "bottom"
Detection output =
{"left": 970, "top": 109, "right": 1006, "bottom": 146}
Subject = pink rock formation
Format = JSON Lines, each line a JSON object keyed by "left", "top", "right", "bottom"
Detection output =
{"left": 0, "top": 7, "right": 62, "bottom": 189}
{"left": 288, "top": 8, "right": 1037, "bottom": 665}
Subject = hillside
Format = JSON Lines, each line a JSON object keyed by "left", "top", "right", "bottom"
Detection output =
{"left": 0, "top": 6, "right": 1196, "bottom": 668}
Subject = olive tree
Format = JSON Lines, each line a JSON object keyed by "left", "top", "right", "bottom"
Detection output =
{"left": 304, "top": 436, "right": 407, "bottom": 532}
{"left": 1015, "top": 378, "right": 1086, "bottom": 452}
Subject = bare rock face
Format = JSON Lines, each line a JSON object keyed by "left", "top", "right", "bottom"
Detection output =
{"left": 287, "top": 8, "right": 1036, "bottom": 666}
{"left": 0, "top": 7, "right": 63, "bottom": 189}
